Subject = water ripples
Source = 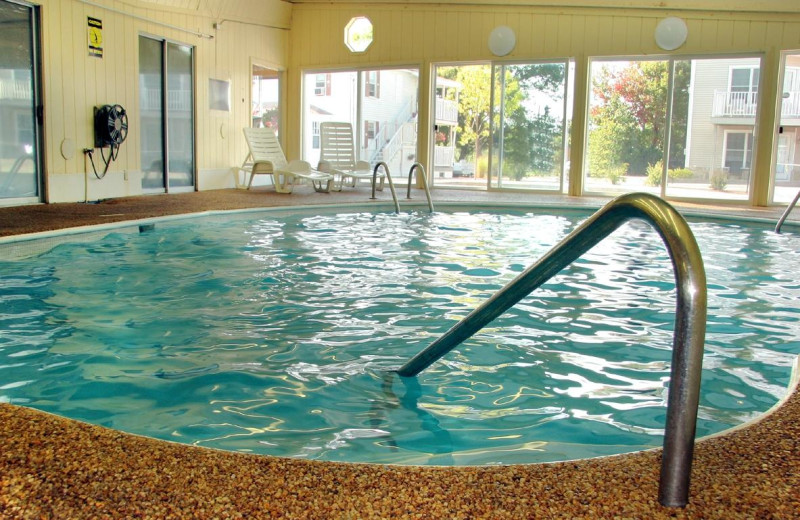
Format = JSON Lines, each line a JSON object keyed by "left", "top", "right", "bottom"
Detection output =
{"left": 0, "top": 209, "right": 798, "bottom": 464}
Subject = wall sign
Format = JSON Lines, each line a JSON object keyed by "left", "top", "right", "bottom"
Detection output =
{"left": 209, "top": 78, "right": 231, "bottom": 111}
{"left": 88, "top": 17, "right": 103, "bottom": 58}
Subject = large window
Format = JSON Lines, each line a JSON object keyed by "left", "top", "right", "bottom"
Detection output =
{"left": 723, "top": 131, "right": 753, "bottom": 173}
{"left": 252, "top": 64, "right": 280, "bottom": 134}
{"left": 431, "top": 61, "right": 572, "bottom": 192}
{"left": 302, "top": 68, "right": 418, "bottom": 179}
{"left": 772, "top": 51, "right": 800, "bottom": 204}
{"left": 314, "top": 74, "right": 331, "bottom": 96}
{"left": 139, "top": 36, "right": 194, "bottom": 192}
{"left": 490, "top": 61, "right": 572, "bottom": 192}
{"left": 431, "top": 65, "right": 483, "bottom": 187}
{"left": 364, "top": 120, "right": 379, "bottom": 149}
{"left": 0, "top": 0, "right": 41, "bottom": 204}
{"left": 730, "top": 67, "right": 759, "bottom": 97}
{"left": 585, "top": 56, "right": 761, "bottom": 201}
{"left": 365, "top": 71, "right": 380, "bottom": 98}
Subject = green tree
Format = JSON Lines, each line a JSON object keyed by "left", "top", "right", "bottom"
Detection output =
{"left": 589, "top": 60, "right": 691, "bottom": 179}
{"left": 439, "top": 65, "right": 523, "bottom": 177}
{"left": 456, "top": 65, "right": 493, "bottom": 175}
{"left": 511, "top": 63, "right": 565, "bottom": 94}
{"left": 439, "top": 64, "right": 563, "bottom": 180}
{"left": 530, "top": 106, "right": 560, "bottom": 173}
{"left": 502, "top": 106, "right": 560, "bottom": 180}
{"left": 504, "top": 64, "right": 564, "bottom": 180}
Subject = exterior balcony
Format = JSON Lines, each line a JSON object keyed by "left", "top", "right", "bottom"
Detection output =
{"left": 712, "top": 89, "right": 800, "bottom": 124}
{"left": 140, "top": 87, "right": 193, "bottom": 112}
{"left": 435, "top": 98, "right": 458, "bottom": 125}
{"left": 0, "top": 79, "right": 32, "bottom": 103}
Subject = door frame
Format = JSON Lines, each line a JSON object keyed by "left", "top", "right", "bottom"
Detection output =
{"left": 138, "top": 33, "right": 196, "bottom": 194}
{"left": 0, "top": 0, "right": 44, "bottom": 206}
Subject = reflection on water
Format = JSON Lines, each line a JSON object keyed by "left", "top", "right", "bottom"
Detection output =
{"left": 0, "top": 210, "right": 798, "bottom": 465}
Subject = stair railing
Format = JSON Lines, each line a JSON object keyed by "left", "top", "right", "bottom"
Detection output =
{"left": 775, "top": 188, "right": 800, "bottom": 233}
{"left": 397, "top": 192, "right": 707, "bottom": 508}
{"left": 406, "top": 163, "right": 434, "bottom": 213}
{"left": 371, "top": 161, "right": 400, "bottom": 213}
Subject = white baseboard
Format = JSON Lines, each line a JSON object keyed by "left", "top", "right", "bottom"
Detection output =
{"left": 47, "top": 170, "right": 143, "bottom": 203}
{"left": 45, "top": 168, "right": 268, "bottom": 203}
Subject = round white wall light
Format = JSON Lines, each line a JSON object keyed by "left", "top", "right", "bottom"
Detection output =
{"left": 488, "top": 25, "right": 516, "bottom": 57}
{"left": 654, "top": 17, "right": 688, "bottom": 51}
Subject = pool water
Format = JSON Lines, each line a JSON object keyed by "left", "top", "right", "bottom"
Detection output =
{"left": 1, "top": 208, "right": 799, "bottom": 465}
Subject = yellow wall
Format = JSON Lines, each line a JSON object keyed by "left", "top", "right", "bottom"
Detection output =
{"left": 27, "top": 0, "right": 800, "bottom": 204}
{"left": 34, "top": 0, "right": 289, "bottom": 202}
{"left": 287, "top": 3, "right": 800, "bottom": 205}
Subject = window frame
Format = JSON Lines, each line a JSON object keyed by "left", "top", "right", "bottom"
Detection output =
{"left": 314, "top": 74, "right": 331, "bottom": 96}
{"left": 365, "top": 70, "right": 380, "bottom": 98}
{"left": 722, "top": 129, "right": 754, "bottom": 173}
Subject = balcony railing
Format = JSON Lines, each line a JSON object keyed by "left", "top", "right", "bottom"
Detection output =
{"left": 435, "top": 98, "right": 458, "bottom": 124}
{"left": 712, "top": 89, "right": 800, "bottom": 118}
{"left": 779, "top": 91, "right": 800, "bottom": 119}
{"left": 434, "top": 145, "right": 454, "bottom": 167}
{"left": 712, "top": 90, "right": 758, "bottom": 117}
{"left": 0, "top": 79, "right": 32, "bottom": 101}
{"left": 140, "top": 88, "right": 193, "bottom": 112}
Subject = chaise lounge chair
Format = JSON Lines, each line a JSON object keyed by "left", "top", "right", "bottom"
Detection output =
{"left": 240, "top": 127, "right": 334, "bottom": 193}
{"left": 318, "top": 122, "right": 385, "bottom": 192}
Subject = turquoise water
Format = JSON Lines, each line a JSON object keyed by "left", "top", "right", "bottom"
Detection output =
{"left": 1, "top": 208, "right": 799, "bottom": 465}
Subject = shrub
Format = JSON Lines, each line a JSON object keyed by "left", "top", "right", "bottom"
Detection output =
{"left": 476, "top": 155, "right": 489, "bottom": 178}
{"left": 646, "top": 161, "right": 695, "bottom": 187}
{"left": 670, "top": 167, "right": 693, "bottom": 180}
{"left": 602, "top": 163, "right": 627, "bottom": 185}
{"left": 646, "top": 161, "right": 664, "bottom": 187}
{"left": 710, "top": 170, "right": 728, "bottom": 191}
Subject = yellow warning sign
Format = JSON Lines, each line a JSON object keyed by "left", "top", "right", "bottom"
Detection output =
{"left": 88, "top": 17, "right": 103, "bottom": 58}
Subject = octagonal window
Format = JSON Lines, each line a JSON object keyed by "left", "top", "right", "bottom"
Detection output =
{"left": 345, "top": 16, "right": 373, "bottom": 53}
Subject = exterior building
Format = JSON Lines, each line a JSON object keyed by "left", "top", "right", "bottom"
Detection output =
{"left": 686, "top": 58, "right": 761, "bottom": 189}
{"left": 301, "top": 68, "right": 420, "bottom": 176}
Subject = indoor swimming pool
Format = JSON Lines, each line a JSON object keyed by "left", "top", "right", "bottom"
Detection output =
{"left": 0, "top": 205, "right": 798, "bottom": 465}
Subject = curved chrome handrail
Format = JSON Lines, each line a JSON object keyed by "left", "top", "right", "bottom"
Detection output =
{"left": 406, "top": 162, "right": 434, "bottom": 213}
{"left": 396, "top": 192, "right": 707, "bottom": 508}
{"left": 371, "top": 161, "right": 400, "bottom": 213}
{"left": 775, "top": 188, "right": 800, "bottom": 233}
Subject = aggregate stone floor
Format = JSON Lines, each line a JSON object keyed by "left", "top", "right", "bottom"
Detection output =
{"left": 1, "top": 187, "right": 798, "bottom": 519}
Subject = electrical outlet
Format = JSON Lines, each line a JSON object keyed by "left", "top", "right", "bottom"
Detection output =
{"left": 123, "top": 170, "right": 129, "bottom": 181}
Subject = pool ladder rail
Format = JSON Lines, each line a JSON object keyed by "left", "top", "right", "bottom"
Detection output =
{"left": 775, "top": 188, "right": 800, "bottom": 233}
{"left": 371, "top": 162, "right": 434, "bottom": 213}
{"left": 397, "top": 192, "right": 707, "bottom": 508}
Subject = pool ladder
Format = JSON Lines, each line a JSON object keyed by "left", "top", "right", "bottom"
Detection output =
{"left": 371, "top": 162, "right": 434, "bottom": 213}
{"left": 775, "top": 188, "right": 800, "bottom": 233}
{"left": 397, "top": 192, "right": 707, "bottom": 508}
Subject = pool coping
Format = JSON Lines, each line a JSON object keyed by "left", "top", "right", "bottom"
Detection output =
{"left": 2, "top": 198, "right": 796, "bottom": 246}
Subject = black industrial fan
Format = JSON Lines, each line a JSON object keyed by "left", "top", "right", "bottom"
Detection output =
{"left": 86, "top": 104, "right": 128, "bottom": 179}
{"left": 94, "top": 104, "right": 128, "bottom": 148}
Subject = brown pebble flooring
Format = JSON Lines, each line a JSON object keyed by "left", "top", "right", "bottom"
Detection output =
{"left": 1, "top": 187, "right": 799, "bottom": 519}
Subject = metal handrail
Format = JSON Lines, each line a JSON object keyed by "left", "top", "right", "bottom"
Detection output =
{"left": 775, "top": 188, "right": 800, "bottom": 233}
{"left": 396, "top": 192, "right": 707, "bottom": 508}
{"left": 406, "top": 163, "right": 434, "bottom": 213}
{"left": 371, "top": 161, "right": 400, "bottom": 213}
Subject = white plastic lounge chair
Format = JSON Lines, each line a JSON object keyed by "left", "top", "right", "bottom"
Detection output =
{"left": 240, "top": 128, "right": 334, "bottom": 193}
{"left": 318, "top": 122, "right": 385, "bottom": 192}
